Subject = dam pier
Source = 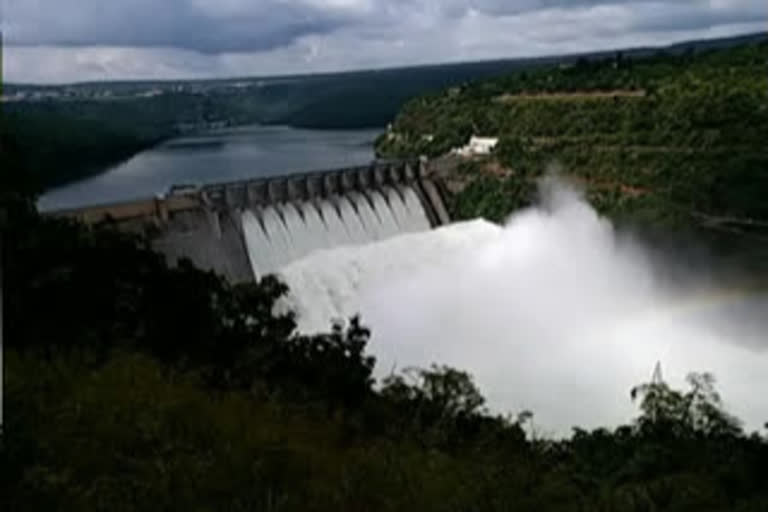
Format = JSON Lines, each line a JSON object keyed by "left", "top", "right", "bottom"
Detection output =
{"left": 48, "top": 160, "right": 450, "bottom": 282}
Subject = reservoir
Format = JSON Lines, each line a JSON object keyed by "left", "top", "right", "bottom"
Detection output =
{"left": 38, "top": 124, "right": 381, "bottom": 211}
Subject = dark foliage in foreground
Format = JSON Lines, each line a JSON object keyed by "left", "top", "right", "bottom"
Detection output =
{"left": 1, "top": 182, "right": 767, "bottom": 511}
{"left": 3, "top": 101, "right": 768, "bottom": 510}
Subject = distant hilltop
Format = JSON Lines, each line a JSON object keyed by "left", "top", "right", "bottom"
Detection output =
{"left": 376, "top": 37, "right": 768, "bottom": 244}
{"left": 4, "top": 31, "right": 766, "bottom": 92}
{"left": 3, "top": 31, "right": 766, "bottom": 198}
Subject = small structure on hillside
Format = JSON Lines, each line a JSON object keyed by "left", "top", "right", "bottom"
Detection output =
{"left": 168, "top": 184, "right": 201, "bottom": 197}
{"left": 452, "top": 136, "right": 499, "bottom": 157}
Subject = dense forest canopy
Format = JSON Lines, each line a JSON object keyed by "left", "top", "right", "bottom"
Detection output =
{"left": 376, "top": 40, "right": 768, "bottom": 237}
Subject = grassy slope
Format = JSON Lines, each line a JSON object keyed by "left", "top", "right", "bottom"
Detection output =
{"left": 376, "top": 42, "right": 768, "bottom": 236}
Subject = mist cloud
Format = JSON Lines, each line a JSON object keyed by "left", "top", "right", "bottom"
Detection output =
{"left": 278, "top": 179, "right": 768, "bottom": 436}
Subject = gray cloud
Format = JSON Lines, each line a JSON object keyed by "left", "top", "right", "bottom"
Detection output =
{"left": 4, "top": 0, "right": 356, "bottom": 52}
{"left": 630, "top": 1, "right": 767, "bottom": 32}
{"left": 6, "top": 0, "right": 764, "bottom": 53}
{"left": 2, "top": 0, "right": 766, "bottom": 83}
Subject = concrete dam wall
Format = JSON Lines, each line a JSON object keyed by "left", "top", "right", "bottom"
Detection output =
{"left": 50, "top": 161, "right": 450, "bottom": 283}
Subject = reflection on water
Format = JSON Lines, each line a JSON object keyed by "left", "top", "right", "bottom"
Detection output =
{"left": 162, "top": 140, "right": 227, "bottom": 151}
{"left": 39, "top": 125, "right": 381, "bottom": 211}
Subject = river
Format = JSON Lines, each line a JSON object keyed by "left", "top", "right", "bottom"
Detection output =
{"left": 38, "top": 124, "right": 381, "bottom": 211}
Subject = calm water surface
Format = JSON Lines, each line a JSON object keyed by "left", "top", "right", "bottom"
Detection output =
{"left": 38, "top": 125, "right": 381, "bottom": 211}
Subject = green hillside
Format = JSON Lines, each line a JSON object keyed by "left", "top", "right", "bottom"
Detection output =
{"left": 1, "top": 94, "right": 212, "bottom": 192}
{"left": 1, "top": 58, "right": 553, "bottom": 193}
{"left": 376, "top": 42, "right": 768, "bottom": 234}
{"left": 5, "top": 33, "right": 765, "bottom": 194}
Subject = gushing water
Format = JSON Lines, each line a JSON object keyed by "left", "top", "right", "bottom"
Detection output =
{"left": 337, "top": 197, "right": 370, "bottom": 244}
{"left": 260, "top": 206, "right": 296, "bottom": 263}
{"left": 276, "top": 179, "right": 768, "bottom": 436}
{"left": 402, "top": 186, "right": 433, "bottom": 231}
{"left": 318, "top": 200, "right": 352, "bottom": 247}
{"left": 242, "top": 185, "right": 434, "bottom": 278}
{"left": 369, "top": 190, "right": 402, "bottom": 238}
{"left": 242, "top": 211, "right": 276, "bottom": 277}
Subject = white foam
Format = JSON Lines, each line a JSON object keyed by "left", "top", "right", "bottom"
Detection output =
{"left": 277, "top": 180, "right": 768, "bottom": 436}
{"left": 242, "top": 185, "right": 433, "bottom": 278}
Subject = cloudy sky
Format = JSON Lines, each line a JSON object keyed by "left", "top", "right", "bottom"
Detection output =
{"left": 2, "top": 0, "right": 766, "bottom": 83}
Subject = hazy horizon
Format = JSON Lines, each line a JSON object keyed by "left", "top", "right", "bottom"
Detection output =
{"left": 2, "top": 29, "right": 765, "bottom": 87}
{"left": 3, "top": 0, "right": 766, "bottom": 84}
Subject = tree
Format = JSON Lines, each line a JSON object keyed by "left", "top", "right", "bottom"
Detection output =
{"left": 631, "top": 371, "right": 742, "bottom": 439}
{"left": 383, "top": 365, "right": 485, "bottom": 419}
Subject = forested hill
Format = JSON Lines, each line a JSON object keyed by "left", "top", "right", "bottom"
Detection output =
{"left": 376, "top": 39, "right": 768, "bottom": 237}
{"left": 3, "top": 32, "right": 765, "bottom": 195}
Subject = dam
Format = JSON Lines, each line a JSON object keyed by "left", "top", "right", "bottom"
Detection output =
{"left": 49, "top": 160, "right": 450, "bottom": 282}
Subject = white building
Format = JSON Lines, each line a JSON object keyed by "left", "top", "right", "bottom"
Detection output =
{"left": 452, "top": 136, "right": 499, "bottom": 157}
